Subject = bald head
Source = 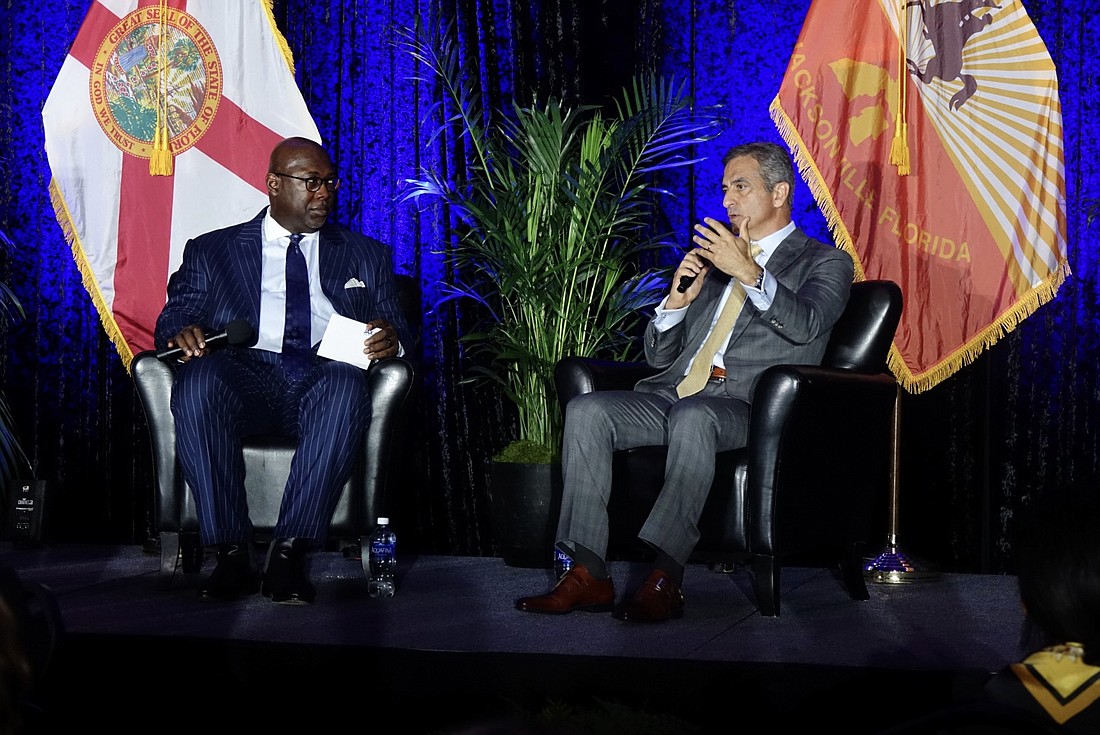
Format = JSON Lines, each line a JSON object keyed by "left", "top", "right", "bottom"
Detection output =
{"left": 269, "top": 136, "right": 327, "bottom": 172}
{"left": 265, "top": 137, "right": 335, "bottom": 233}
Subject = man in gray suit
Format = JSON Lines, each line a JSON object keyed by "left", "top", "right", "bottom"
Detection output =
{"left": 156, "top": 137, "right": 409, "bottom": 605}
{"left": 517, "top": 142, "right": 854, "bottom": 622}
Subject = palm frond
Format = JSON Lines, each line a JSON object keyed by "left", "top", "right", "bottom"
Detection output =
{"left": 397, "top": 20, "right": 723, "bottom": 454}
{"left": 0, "top": 227, "right": 30, "bottom": 493}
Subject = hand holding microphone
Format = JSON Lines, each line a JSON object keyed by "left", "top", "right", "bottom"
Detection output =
{"left": 674, "top": 252, "right": 708, "bottom": 295}
{"left": 677, "top": 216, "right": 755, "bottom": 295}
{"left": 675, "top": 217, "right": 740, "bottom": 294}
{"left": 157, "top": 319, "right": 255, "bottom": 361}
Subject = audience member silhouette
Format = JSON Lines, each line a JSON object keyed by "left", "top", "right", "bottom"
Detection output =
{"left": 978, "top": 486, "right": 1100, "bottom": 732}
{"left": 880, "top": 486, "right": 1100, "bottom": 734}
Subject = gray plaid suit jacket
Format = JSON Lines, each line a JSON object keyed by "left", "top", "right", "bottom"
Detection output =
{"left": 637, "top": 227, "right": 854, "bottom": 401}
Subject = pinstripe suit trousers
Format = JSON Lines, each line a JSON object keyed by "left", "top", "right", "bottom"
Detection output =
{"left": 556, "top": 381, "right": 750, "bottom": 567}
{"left": 170, "top": 348, "right": 371, "bottom": 547}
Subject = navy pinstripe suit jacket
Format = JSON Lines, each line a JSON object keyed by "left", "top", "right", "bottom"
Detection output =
{"left": 154, "top": 207, "right": 410, "bottom": 352}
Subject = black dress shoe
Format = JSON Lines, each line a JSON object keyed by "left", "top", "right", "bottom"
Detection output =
{"left": 261, "top": 538, "right": 316, "bottom": 605}
{"left": 198, "top": 543, "right": 257, "bottom": 601}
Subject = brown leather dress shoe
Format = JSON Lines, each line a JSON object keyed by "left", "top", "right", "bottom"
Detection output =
{"left": 612, "top": 569, "right": 685, "bottom": 622}
{"left": 515, "top": 564, "right": 615, "bottom": 614}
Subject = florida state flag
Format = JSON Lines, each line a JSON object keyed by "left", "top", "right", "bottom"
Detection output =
{"left": 43, "top": 0, "right": 320, "bottom": 368}
{"left": 771, "top": 0, "right": 1068, "bottom": 392}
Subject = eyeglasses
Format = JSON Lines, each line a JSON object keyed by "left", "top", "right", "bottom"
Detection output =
{"left": 272, "top": 172, "right": 341, "bottom": 193}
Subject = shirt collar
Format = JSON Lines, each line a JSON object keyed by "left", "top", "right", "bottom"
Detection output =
{"left": 752, "top": 221, "right": 796, "bottom": 261}
{"left": 262, "top": 209, "right": 313, "bottom": 245}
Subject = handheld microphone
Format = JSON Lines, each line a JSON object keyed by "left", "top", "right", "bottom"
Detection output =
{"left": 156, "top": 319, "right": 255, "bottom": 360}
{"left": 679, "top": 219, "right": 743, "bottom": 293}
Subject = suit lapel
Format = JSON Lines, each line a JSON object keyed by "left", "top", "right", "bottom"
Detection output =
{"left": 228, "top": 209, "right": 265, "bottom": 324}
{"left": 317, "top": 224, "right": 348, "bottom": 307}
{"left": 723, "top": 228, "right": 808, "bottom": 346}
{"left": 758, "top": 229, "right": 809, "bottom": 281}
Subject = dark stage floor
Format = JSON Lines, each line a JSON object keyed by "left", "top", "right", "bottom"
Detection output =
{"left": 2, "top": 542, "right": 1029, "bottom": 734}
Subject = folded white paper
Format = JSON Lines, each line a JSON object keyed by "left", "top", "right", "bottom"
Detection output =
{"left": 318, "top": 313, "right": 376, "bottom": 369}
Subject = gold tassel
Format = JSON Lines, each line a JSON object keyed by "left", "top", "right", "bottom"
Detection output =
{"left": 889, "top": 1, "right": 910, "bottom": 176}
{"left": 890, "top": 117, "right": 910, "bottom": 175}
{"left": 149, "top": 117, "right": 173, "bottom": 176}
{"left": 149, "top": 0, "right": 174, "bottom": 176}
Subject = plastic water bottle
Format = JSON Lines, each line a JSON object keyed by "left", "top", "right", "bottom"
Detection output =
{"left": 367, "top": 517, "right": 397, "bottom": 598}
{"left": 553, "top": 547, "right": 573, "bottom": 579}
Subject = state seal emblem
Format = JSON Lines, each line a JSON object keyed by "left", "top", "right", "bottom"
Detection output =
{"left": 89, "top": 5, "right": 222, "bottom": 164}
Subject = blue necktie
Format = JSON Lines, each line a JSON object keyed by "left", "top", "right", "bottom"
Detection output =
{"left": 282, "top": 233, "right": 312, "bottom": 382}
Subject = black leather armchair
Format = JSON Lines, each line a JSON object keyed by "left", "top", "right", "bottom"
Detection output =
{"left": 133, "top": 284, "right": 417, "bottom": 589}
{"left": 554, "top": 279, "right": 903, "bottom": 616}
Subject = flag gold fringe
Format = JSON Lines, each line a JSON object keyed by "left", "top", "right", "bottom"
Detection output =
{"left": 769, "top": 97, "right": 866, "bottom": 281}
{"left": 769, "top": 96, "right": 1070, "bottom": 394}
{"left": 49, "top": 178, "right": 135, "bottom": 371}
{"left": 888, "top": 262, "right": 1069, "bottom": 393}
{"left": 261, "top": 0, "right": 297, "bottom": 74}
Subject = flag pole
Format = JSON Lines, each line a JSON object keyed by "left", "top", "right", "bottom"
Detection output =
{"left": 864, "top": 383, "right": 939, "bottom": 583}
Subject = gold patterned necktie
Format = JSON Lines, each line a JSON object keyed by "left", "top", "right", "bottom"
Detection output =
{"left": 676, "top": 245, "right": 764, "bottom": 398}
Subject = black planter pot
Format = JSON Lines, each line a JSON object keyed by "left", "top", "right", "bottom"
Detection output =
{"left": 489, "top": 461, "right": 562, "bottom": 568}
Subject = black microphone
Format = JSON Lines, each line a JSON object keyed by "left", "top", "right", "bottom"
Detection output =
{"left": 679, "top": 219, "right": 740, "bottom": 293}
{"left": 156, "top": 319, "right": 255, "bottom": 360}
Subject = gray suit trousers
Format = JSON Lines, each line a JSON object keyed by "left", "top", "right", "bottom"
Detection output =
{"left": 556, "top": 380, "right": 750, "bottom": 567}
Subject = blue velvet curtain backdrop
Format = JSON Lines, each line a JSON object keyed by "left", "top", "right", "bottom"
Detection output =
{"left": 0, "top": 0, "right": 1096, "bottom": 571}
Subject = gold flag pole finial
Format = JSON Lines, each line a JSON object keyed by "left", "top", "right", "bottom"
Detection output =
{"left": 149, "top": 0, "right": 174, "bottom": 176}
{"left": 889, "top": 1, "right": 910, "bottom": 176}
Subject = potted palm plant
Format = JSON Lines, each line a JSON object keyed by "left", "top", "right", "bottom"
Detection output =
{"left": 0, "top": 227, "right": 32, "bottom": 527}
{"left": 399, "top": 23, "right": 723, "bottom": 566}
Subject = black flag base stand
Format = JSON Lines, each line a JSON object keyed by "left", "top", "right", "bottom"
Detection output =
{"left": 864, "top": 533, "right": 940, "bottom": 584}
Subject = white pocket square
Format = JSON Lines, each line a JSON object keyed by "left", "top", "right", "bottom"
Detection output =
{"left": 344, "top": 277, "right": 366, "bottom": 289}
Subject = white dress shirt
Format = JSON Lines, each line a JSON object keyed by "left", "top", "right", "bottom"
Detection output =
{"left": 255, "top": 212, "right": 336, "bottom": 354}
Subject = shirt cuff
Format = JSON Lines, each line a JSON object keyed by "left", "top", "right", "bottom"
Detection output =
{"left": 745, "top": 268, "right": 775, "bottom": 311}
{"left": 652, "top": 296, "right": 688, "bottom": 332}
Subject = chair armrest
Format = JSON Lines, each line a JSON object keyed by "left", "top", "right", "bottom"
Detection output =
{"left": 745, "top": 364, "right": 898, "bottom": 556}
{"left": 554, "top": 357, "right": 660, "bottom": 412}
{"left": 132, "top": 351, "right": 182, "bottom": 532}
{"left": 360, "top": 357, "right": 415, "bottom": 526}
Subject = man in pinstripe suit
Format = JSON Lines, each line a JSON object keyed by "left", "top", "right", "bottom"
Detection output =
{"left": 517, "top": 142, "right": 854, "bottom": 622}
{"left": 155, "top": 137, "right": 410, "bottom": 605}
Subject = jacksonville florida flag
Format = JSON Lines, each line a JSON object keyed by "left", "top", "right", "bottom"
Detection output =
{"left": 771, "top": 0, "right": 1068, "bottom": 392}
{"left": 43, "top": 0, "right": 320, "bottom": 368}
